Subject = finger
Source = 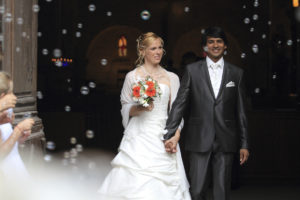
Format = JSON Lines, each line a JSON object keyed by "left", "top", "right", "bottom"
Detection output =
{"left": 240, "top": 153, "right": 244, "bottom": 165}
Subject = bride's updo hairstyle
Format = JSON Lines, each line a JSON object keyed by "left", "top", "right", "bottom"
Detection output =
{"left": 135, "top": 32, "right": 165, "bottom": 67}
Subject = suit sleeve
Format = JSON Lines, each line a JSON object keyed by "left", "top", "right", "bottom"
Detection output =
{"left": 237, "top": 70, "right": 249, "bottom": 149}
{"left": 163, "top": 67, "right": 191, "bottom": 140}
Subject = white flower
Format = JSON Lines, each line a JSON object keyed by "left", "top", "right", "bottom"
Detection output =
{"left": 133, "top": 97, "right": 138, "bottom": 102}
{"left": 143, "top": 102, "right": 149, "bottom": 107}
{"left": 144, "top": 85, "right": 148, "bottom": 89}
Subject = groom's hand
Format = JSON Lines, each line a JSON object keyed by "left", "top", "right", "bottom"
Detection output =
{"left": 164, "top": 130, "right": 180, "bottom": 153}
{"left": 164, "top": 140, "right": 177, "bottom": 153}
{"left": 240, "top": 149, "right": 249, "bottom": 165}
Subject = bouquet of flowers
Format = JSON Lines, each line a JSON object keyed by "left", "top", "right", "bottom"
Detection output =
{"left": 132, "top": 76, "right": 162, "bottom": 107}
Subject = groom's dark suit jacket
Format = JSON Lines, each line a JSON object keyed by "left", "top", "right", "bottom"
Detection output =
{"left": 164, "top": 59, "right": 249, "bottom": 152}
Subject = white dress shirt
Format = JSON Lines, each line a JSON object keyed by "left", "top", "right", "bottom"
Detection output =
{"left": 206, "top": 56, "right": 224, "bottom": 98}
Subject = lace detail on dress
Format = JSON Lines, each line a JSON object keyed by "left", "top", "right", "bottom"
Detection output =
{"left": 135, "top": 66, "right": 170, "bottom": 89}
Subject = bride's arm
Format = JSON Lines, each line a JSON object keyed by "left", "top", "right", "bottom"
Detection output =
{"left": 129, "top": 102, "right": 153, "bottom": 116}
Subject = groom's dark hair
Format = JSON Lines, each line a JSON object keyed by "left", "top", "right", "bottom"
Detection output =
{"left": 201, "top": 26, "right": 228, "bottom": 46}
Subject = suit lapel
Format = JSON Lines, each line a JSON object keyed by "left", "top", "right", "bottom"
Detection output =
{"left": 216, "top": 61, "right": 229, "bottom": 103}
{"left": 201, "top": 60, "right": 216, "bottom": 100}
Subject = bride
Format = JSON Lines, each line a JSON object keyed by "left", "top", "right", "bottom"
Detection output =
{"left": 98, "top": 32, "right": 191, "bottom": 199}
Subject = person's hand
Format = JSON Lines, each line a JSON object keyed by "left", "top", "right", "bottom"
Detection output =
{"left": 240, "top": 149, "right": 249, "bottom": 165}
{"left": 18, "top": 130, "right": 31, "bottom": 144}
{"left": 0, "top": 111, "right": 13, "bottom": 125}
{"left": 142, "top": 101, "right": 154, "bottom": 112}
{"left": 164, "top": 130, "right": 180, "bottom": 153}
{"left": 0, "top": 94, "right": 17, "bottom": 112}
{"left": 15, "top": 118, "right": 35, "bottom": 134}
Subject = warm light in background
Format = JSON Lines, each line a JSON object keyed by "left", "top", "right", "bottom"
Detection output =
{"left": 293, "top": 0, "right": 299, "bottom": 7}
{"left": 118, "top": 36, "right": 127, "bottom": 57}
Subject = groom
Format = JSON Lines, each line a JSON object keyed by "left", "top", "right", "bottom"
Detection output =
{"left": 164, "top": 26, "right": 249, "bottom": 200}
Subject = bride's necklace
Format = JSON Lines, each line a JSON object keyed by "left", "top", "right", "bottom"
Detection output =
{"left": 141, "top": 65, "right": 163, "bottom": 78}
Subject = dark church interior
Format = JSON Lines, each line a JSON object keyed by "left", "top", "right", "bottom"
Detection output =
{"left": 1, "top": 0, "right": 300, "bottom": 199}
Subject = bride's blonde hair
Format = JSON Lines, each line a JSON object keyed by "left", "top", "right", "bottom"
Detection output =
{"left": 135, "top": 32, "right": 165, "bottom": 67}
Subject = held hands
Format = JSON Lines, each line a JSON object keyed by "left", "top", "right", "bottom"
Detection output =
{"left": 164, "top": 129, "right": 180, "bottom": 153}
{"left": 240, "top": 148, "right": 250, "bottom": 165}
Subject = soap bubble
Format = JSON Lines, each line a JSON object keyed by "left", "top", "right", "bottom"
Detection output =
{"left": 244, "top": 17, "right": 250, "bottom": 24}
{"left": 4, "top": 13, "right": 12, "bottom": 23}
{"left": 44, "top": 154, "right": 52, "bottom": 162}
{"left": 287, "top": 39, "right": 293, "bottom": 46}
{"left": 107, "top": 11, "right": 112, "bottom": 16}
{"left": 184, "top": 6, "right": 190, "bottom": 12}
{"left": 37, "top": 91, "right": 43, "bottom": 99}
{"left": 88, "top": 82, "right": 96, "bottom": 88}
{"left": 252, "top": 14, "right": 259, "bottom": 21}
{"left": 141, "top": 10, "right": 151, "bottom": 20}
{"left": 42, "top": 49, "right": 49, "bottom": 55}
{"left": 88, "top": 4, "right": 96, "bottom": 12}
{"left": 53, "top": 48, "right": 62, "bottom": 58}
{"left": 46, "top": 141, "right": 56, "bottom": 150}
{"left": 32, "top": 4, "right": 40, "bottom": 13}
{"left": 80, "top": 86, "right": 89, "bottom": 95}
{"left": 65, "top": 105, "right": 71, "bottom": 112}
{"left": 70, "top": 137, "right": 77, "bottom": 145}
{"left": 17, "top": 17, "right": 24, "bottom": 25}
{"left": 86, "top": 130, "right": 95, "bottom": 139}
{"left": 75, "top": 32, "right": 81, "bottom": 37}
{"left": 101, "top": 58, "right": 108, "bottom": 66}
{"left": 252, "top": 44, "right": 259, "bottom": 53}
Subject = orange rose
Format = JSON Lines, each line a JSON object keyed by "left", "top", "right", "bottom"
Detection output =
{"left": 145, "top": 87, "right": 156, "bottom": 97}
{"left": 146, "top": 81, "right": 155, "bottom": 88}
{"left": 133, "top": 86, "right": 141, "bottom": 97}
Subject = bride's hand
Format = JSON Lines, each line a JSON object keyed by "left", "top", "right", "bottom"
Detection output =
{"left": 164, "top": 130, "right": 180, "bottom": 153}
{"left": 143, "top": 101, "right": 154, "bottom": 112}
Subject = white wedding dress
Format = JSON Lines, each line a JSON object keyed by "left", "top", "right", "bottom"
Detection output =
{"left": 0, "top": 123, "right": 30, "bottom": 181}
{"left": 98, "top": 67, "right": 191, "bottom": 200}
